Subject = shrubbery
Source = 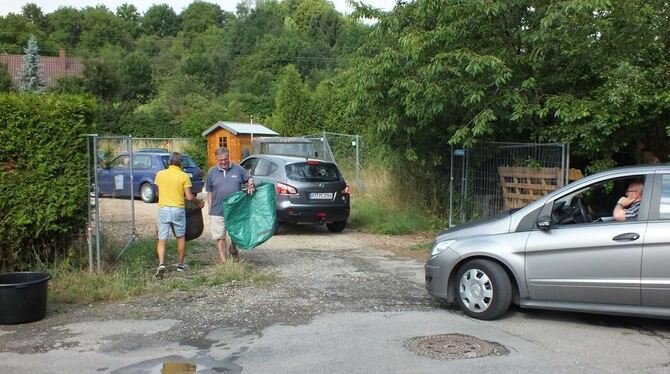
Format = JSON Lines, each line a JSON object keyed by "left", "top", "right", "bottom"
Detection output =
{"left": 0, "top": 93, "right": 97, "bottom": 270}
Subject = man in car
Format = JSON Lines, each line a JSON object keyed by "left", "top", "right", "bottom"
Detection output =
{"left": 207, "top": 147, "right": 254, "bottom": 262}
{"left": 154, "top": 152, "right": 204, "bottom": 278}
{"left": 613, "top": 181, "right": 643, "bottom": 221}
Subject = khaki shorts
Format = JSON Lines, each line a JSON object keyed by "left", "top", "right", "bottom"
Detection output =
{"left": 210, "top": 215, "right": 227, "bottom": 240}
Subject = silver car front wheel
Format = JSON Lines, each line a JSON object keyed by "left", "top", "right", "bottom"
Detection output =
{"left": 455, "top": 260, "right": 512, "bottom": 320}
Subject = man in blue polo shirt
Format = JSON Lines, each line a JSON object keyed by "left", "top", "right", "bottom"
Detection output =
{"left": 207, "top": 147, "right": 255, "bottom": 262}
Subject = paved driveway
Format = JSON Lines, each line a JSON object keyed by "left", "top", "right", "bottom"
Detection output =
{"left": 1, "top": 220, "right": 669, "bottom": 373}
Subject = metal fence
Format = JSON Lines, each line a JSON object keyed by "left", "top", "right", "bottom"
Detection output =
{"left": 305, "top": 132, "right": 362, "bottom": 188}
{"left": 85, "top": 135, "right": 195, "bottom": 273}
{"left": 448, "top": 142, "right": 570, "bottom": 226}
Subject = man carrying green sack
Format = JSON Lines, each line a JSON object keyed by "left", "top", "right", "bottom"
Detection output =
{"left": 206, "top": 147, "right": 254, "bottom": 262}
{"left": 223, "top": 182, "right": 276, "bottom": 250}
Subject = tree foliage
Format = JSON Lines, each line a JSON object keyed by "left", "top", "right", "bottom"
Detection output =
{"left": 0, "top": 93, "right": 97, "bottom": 270}
{"left": 18, "top": 35, "right": 46, "bottom": 92}
{"left": 47, "top": 7, "right": 81, "bottom": 51}
{"left": 0, "top": 62, "right": 13, "bottom": 92}
{"left": 180, "top": 1, "right": 226, "bottom": 34}
{"left": 272, "top": 64, "right": 315, "bottom": 135}
{"left": 142, "top": 4, "right": 180, "bottom": 37}
{"left": 353, "top": 0, "right": 670, "bottom": 168}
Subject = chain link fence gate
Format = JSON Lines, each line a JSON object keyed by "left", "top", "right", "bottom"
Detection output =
{"left": 448, "top": 142, "right": 572, "bottom": 227}
{"left": 304, "top": 132, "right": 362, "bottom": 189}
{"left": 86, "top": 135, "right": 194, "bottom": 273}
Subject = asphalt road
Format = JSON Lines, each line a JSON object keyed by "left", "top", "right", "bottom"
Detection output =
{"left": 1, "top": 223, "right": 669, "bottom": 373}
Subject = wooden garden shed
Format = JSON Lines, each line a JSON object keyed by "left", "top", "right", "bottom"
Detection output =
{"left": 201, "top": 121, "right": 279, "bottom": 168}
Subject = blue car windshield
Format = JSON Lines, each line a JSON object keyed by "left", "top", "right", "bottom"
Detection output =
{"left": 161, "top": 155, "right": 197, "bottom": 168}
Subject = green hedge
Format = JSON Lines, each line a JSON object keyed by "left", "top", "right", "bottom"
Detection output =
{"left": 0, "top": 93, "right": 97, "bottom": 270}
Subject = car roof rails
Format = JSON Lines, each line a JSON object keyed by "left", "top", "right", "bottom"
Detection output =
{"left": 137, "top": 148, "right": 169, "bottom": 153}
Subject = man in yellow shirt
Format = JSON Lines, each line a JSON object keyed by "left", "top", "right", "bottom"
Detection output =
{"left": 154, "top": 152, "right": 204, "bottom": 278}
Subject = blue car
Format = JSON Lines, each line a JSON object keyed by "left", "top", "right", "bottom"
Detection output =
{"left": 97, "top": 150, "right": 205, "bottom": 203}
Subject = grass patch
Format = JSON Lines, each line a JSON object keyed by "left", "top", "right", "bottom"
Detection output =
{"left": 349, "top": 198, "right": 440, "bottom": 234}
{"left": 48, "top": 238, "right": 276, "bottom": 305}
{"left": 348, "top": 165, "right": 444, "bottom": 234}
{"left": 408, "top": 241, "right": 432, "bottom": 253}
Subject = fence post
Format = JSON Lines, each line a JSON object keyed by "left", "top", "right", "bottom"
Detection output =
{"left": 128, "top": 135, "right": 137, "bottom": 237}
{"left": 449, "top": 145, "right": 454, "bottom": 227}
{"left": 564, "top": 143, "right": 570, "bottom": 186}
{"left": 86, "top": 134, "right": 95, "bottom": 273}
{"left": 460, "top": 148, "right": 468, "bottom": 223}
{"left": 355, "top": 134, "right": 360, "bottom": 187}
{"left": 93, "top": 135, "right": 102, "bottom": 273}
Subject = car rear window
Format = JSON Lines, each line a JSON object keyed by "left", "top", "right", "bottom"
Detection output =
{"left": 285, "top": 162, "right": 340, "bottom": 182}
{"left": 262, "top": 143, "right": 315, "bottom": 157}
{"left": 161, "top": 155, "right": 198, "bottom": 168}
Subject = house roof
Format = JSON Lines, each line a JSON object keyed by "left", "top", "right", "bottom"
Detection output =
{"left": 201, "top": 121, "right": 279, "bottom": 137}
{"left": 0, "top": 49, "right": 84, "bottom": 87}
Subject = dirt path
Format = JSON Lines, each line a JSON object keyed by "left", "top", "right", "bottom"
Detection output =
{"left": 0, "top": 197, "right": 437, "bottom": 354}
{"left": 2, "top": 199, "right": 670, "bottom": 373}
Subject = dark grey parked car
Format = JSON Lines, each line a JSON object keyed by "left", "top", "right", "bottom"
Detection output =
{"left": 240, "top": 154, "right": 350, "bottom": 232}
{"left": 426, "top": 165, "right": 670, "bottom": 320}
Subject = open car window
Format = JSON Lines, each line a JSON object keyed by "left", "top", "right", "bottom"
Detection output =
{"left": 551, "top": 175, "right": 646, "bottom": 226}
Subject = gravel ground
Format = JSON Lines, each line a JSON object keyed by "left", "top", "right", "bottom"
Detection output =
{"left": 3, "top": 198, "right": 670, "bottom": 374}
{"left": 0, "top": 197, "right": 439, "bottom": 354}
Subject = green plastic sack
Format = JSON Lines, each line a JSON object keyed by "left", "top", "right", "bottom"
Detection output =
{"left": 222, "top": 182, "right": 276, "bottom": 250}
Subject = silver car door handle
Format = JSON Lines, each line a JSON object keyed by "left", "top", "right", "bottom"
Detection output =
{"left": 612, "top": 233, "right": 640, "bottom": 241}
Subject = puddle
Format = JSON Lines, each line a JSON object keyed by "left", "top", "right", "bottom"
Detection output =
{"left": 161, "top": 362, "right": 197, "bottom": 373}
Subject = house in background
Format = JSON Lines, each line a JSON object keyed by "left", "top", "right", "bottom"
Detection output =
{"left": 0, "top": 48, "right": 83, "bottom": 87}
{"left": 202, "top": 121, "right": 279, "bottom": 168}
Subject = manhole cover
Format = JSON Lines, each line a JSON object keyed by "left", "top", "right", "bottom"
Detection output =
{"left": 405, "top": 333, "right": 508, "bottom": 360}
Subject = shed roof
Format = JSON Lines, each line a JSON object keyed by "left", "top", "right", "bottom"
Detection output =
{"left": 201, "top": 121, "right": 279, "bottom": 137}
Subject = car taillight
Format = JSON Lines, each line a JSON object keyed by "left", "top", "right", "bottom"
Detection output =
{"left": 276, "top": 182, "right": 298, "bottom": 195}
{"left": 342, "top": 184, "right": 351, "bottom": 195}
{"left": 307, "top": 160, "right": 321, "bottom": 166}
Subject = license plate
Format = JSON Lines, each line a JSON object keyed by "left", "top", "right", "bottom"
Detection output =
{"left": 187, "top": 173, "right": 193, "bottom": 178}
{"left": 309, "top": 192, "right": 333, "bottom": 200}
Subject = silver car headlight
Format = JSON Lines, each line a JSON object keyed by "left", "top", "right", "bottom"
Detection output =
{"left": 431, "top": 240, "right": 455, "bottom": 257}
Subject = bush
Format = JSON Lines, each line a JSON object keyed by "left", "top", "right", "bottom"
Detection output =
{"left": 0, "top": 93, "right": 97, "bottom": 270}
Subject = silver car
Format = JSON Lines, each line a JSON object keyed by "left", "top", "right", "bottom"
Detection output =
{"left": 425, "top": 165, "right": 670, "bottom": 320}
{"left": 240, "top": 154, "right": 350, "bottom": 232}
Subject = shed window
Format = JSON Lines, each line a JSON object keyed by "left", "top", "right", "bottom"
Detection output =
{"left": 218, "top": 136, "right": 228, "bottom": 148}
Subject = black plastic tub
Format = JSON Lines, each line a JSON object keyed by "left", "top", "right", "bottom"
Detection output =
{"left": 0, "top": 272, "right": 52, "bottom": 325}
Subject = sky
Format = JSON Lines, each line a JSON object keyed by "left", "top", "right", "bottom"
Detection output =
{"left": 0, "top": 0, "right": 396, "bottom": 16}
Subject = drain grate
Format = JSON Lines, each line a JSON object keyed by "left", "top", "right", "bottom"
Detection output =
{"left": 405, "top": 333, "right": 508, "bottom": 360}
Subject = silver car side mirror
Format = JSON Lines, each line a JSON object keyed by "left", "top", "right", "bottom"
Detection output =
{"left": 537, "top": 216, "right": 552, "bottom": 230}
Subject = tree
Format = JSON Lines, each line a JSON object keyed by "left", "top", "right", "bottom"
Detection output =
{"left": 178, "top": 27, "right": 231, "bottom": 94}
{"left": 116, "top": 3, "right": 141, "bottom": 38}
{"left": 83, "top": 58, "right": 120, "bottom": 101}
{"left": 0, "top": 62, "right": 12, "bottom": 92}
{"left": 22, "top": 3, "right": 47, "bottom": 32}
{"left": 352, "top": 0, "right": 670, "bottom": 169}
{"left": 78, "top": 5, "right": 132, "bottom": 52}
{"left": 180, "top": 1, "right": 225, "bottom": 34}
{"left": 142, "top": 4, "right": 180, "bottom": 37}
{"left": 46, "top": 6, "right": 81, "bottom": 51}
{"left": 18, "top": 35, "right": 46, "bottom": 92}
{"left": 121, "top": 52, "right": 153, "bottom": 102}
{"left": 0, "top": 14, "right": 44, "bottom": 53}
{"left": 272, "top": 64, "right": 314, "bottom": 136}
{"left": 291, "top": 0, "right": 343, "bottom": 47}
